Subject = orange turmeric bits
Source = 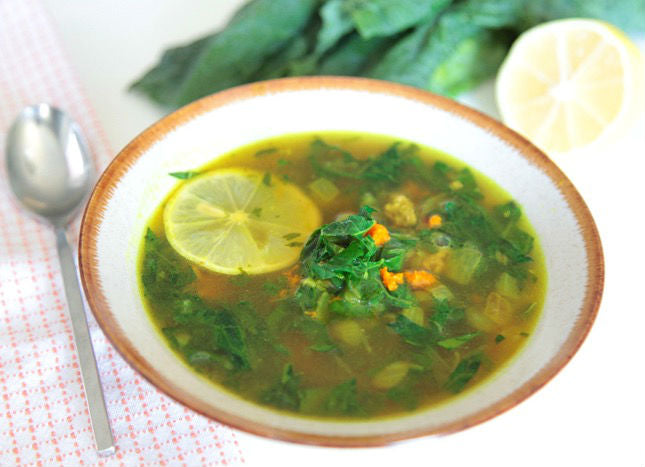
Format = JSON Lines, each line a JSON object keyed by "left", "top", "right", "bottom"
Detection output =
{"left": 404, "top": 270, "right": 438, "bottom": 290}
{"left": 380, "top": 267, "right": 404, "bottom": 291}
{"left": 365, "top": 223, "right": 390, "bottom": 246}
{"left": 427, "top": 214, "right": 442, "bottom": 229}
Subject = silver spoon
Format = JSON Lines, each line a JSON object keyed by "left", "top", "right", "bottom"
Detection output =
{"left": 5, "top": 104, "right": 115, "bottom": 457}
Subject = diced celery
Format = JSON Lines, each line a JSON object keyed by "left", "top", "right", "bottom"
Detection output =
{"left": 495, "top": 272, "right": 521, "bottom": 299}
{"left": 175, "top": 332, "right": 191, "bottom": 347}
{"left": 443, "top": 244, "right": 483, "bottom": 285}
{"left": 360, "top": 191, "right": 377, "bottom": 208}
{"left": 314, "top": 291, "right": 330, "bottom": 322}
{"left": 332, "top": 320, "right": 368, "bottom": 349}
{"left": 483, "top": 292, "right": 513, "bottom": 325}
{"left": 371, "top": 361, "right": 421, "bottom": 390}
{"left": 466, "top": 307, "right": 498, "bottom": 332}
{"left": 402, "top": 307, "right": 424, "bottom": 326}
{"left": 419, "top": 194, "right": 446, "bottom": 216}
{"left": 429, "top": 284, "right": 454, "bottom": 301}
{"left": 299, "top": 387, "right": 329, "bottom": 414}
{"left": 308, "top": 177, "right": 339, "bottom": 202}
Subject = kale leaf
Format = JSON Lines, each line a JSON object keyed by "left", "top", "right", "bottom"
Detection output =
{"left": 296, "top": 207, "right": 415, "bottom": 317}
{"left": 444, "top": 353, "right": 482, "bottom": 393}
{"left": 141, "top": 228, "right": 196, "bottom": 300}
{"left": 261, "top": 363, "right": 302, "bottom": 411}
{"left": 325, "top": 378, "right": 362, "bottom": 415}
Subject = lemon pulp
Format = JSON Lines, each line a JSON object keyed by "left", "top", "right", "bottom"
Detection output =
{"left": 496, "top": 19, "right": 645, "bottom": 155}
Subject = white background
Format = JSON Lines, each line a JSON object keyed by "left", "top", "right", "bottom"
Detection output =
{"left": 41, "top": 1, "right": 645, "bottom": 465}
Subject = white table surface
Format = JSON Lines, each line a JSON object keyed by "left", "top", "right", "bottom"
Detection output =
{"left": 41, "top": 1, "right": 645, "bottom": 465}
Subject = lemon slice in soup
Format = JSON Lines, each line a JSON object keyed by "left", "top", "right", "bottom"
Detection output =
{"left": 163, "top": 168, "right": 321, "bottom": 274}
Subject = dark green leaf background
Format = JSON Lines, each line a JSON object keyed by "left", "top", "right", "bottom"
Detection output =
{"left": 131, "top": 0, "right": 645, "bottom": 107}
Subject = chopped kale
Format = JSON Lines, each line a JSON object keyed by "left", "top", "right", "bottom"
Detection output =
{"left": 388, "top": 314, "right": 437, "bottom": 347}
{"left": 169, "top": 171, "right": 200, "bottom": 179}
{"left": 261, "top": 363, "right": 302, "bottom": 410}
{"left": 141, "top": 228, "right": 196, "bottom": 300}
{"left": 444, "top": 353, "right": 482, "bottom": 393}
{"left": 255, "top": 147, "right": 278, "bottom": 157}
{"left": 436, "top": 332, "right": 480, "bottom": 349}
{"left": 325, "top": 378, "right": 361, "bottom": 415}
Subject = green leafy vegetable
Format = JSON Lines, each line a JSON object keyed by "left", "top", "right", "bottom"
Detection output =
{"left": 141, "top": 228, "right": 196, "bottom": 300}
{"left": 347, "top": 0, "right": 450, "bottom": 39}
{"left": 131, "top": 0, "right": 318, "bottom": 107}
{"left": 444, "top": 353, "right": 482, "bottom": 393}
{"left": 309, "top": 343, "right": 338, "bottom": 353}
{"left": 296, "top": 207, "right": 416, "bottom": 317}
{"left": 261, "top": 363, "right": 302, "bottom": 410}
{"left": 132, "top": 0, "right": 645, "bottom": 107}
{"left": 388, "top": 314, "right": 436, "bottom": 347}
{"left": 325, "top": 379, "right": 362, "bottom": 415}
{"left": 169, "top": 171, "right": 200, "bottom": 180}
{"left": 436, "top": 331, "right": 480, "bottom": 349}
{"left": 211, "top": 310, "right": 251, "bottom": 370}
{"left": 255, "top": 147, "right": 278, "bottom": 157}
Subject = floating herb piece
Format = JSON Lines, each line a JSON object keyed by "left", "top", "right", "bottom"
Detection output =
{"left": 169, "top": 171, "right": 200, "bottom": 180}
{"left": 436, "top": 332, "right": 480, "bottom": 349}
{"left": 444, "top": 353, "right": 482, "bottom": 393}
{"left": 255, "top": 147, "right": 279, "bottom": 157}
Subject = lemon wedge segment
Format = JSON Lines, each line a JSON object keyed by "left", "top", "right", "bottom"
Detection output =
{"left": 496, "top": 19, "right": 645, "bottom": 155}
{"left": 164, "top": 168, "right": 321, "bottom": 275}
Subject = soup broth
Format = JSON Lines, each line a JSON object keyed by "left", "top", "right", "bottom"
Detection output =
{"left": 139, "top": 132, "right": 546, "bottom": 419}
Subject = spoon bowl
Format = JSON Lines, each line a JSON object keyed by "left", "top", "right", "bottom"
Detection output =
{"left": 6, "top": 104, "right": 92, "bottom": 226}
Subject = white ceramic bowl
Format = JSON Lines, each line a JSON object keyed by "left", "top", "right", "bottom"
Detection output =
{"left": 79, "top": 77, "right": 603, "bottom": 446}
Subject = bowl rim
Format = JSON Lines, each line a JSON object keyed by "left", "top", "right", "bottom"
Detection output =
{"left": 78, "top": 76, "right": 604, "bottom": 447}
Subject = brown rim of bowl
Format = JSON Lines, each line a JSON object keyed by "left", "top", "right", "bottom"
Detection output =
{"left": 79, "top": 76, "right": 604, "bottom": 447}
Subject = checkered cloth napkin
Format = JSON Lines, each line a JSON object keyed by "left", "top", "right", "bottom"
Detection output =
{"left": 0, "top": 1, "right": 245, "bottom": 465}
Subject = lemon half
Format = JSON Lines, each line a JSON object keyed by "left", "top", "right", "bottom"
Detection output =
{"left": 496, "top": 19, "right": 645, "bottom": 155}
{"left": 164, "top": 168, "right": 321, "bottom": 275}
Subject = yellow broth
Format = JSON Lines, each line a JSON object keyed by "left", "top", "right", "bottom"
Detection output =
{"left": 139, "top": 132, "right": 546, "bottom": 419}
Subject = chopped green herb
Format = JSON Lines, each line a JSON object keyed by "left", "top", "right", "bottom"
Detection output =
{"left": 229, "top": 271, "right": 252, "bottom": 287}
{"left": 262, "top": 172, "right": 272, "bottom": 186}
{"left": 388, "top": 314, "right": 436, "bottom": 347}
{"left": 277, "top": 158, "right": 290, "bottom": 166}
{"left": 495, "top": 334, "right": 506, "bottom": 343}
{"left": 520, "top": 302, "right": 538, "bottom": 320}
{"left": 287, "top": 241, "right": 304, "bottom": 247}
{"left": 309, "top": 343, "right": 337, "bottom": 353}
{"left": 283, "top": 232, "right": 301, "bottom": 241}
{"left": 255, "top": 147, "right": 278, "bottom": 157}
{"left": 436, "top": 332, "right": 480, "bottom": 349}
{"left": 444, "top": 353, "right": 482, "bottom": 393}
{"left": 262, "top": 277, "right": 287, "bottom": 296}
{"left": 261, "top": 363, "right": 302, "bottom": 410}
{"left": 169, "top": 171, "right": 200, "bottom": 179}
{"left": 251, "top": 207, "right": 262, "bottom": 218}
{"left": 325, "top": 379, "right": 361, "bottom": 415}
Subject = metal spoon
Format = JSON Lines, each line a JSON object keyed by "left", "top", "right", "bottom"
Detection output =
{"left": 5, "top": 104, "right": 115, "bottom": 457}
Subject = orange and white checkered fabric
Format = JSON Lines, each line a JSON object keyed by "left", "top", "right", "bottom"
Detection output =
{"left": 0, "top": 1, "right": 245, "bottom": 465}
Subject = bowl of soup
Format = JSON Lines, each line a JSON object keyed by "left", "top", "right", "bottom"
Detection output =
{"left": 79, "top": 77, "right": 603, "bottom": 446}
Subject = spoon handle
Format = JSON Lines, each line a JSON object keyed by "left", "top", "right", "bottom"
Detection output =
{"left": 56, "top": 227, "right": 115, "bottom": 457}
